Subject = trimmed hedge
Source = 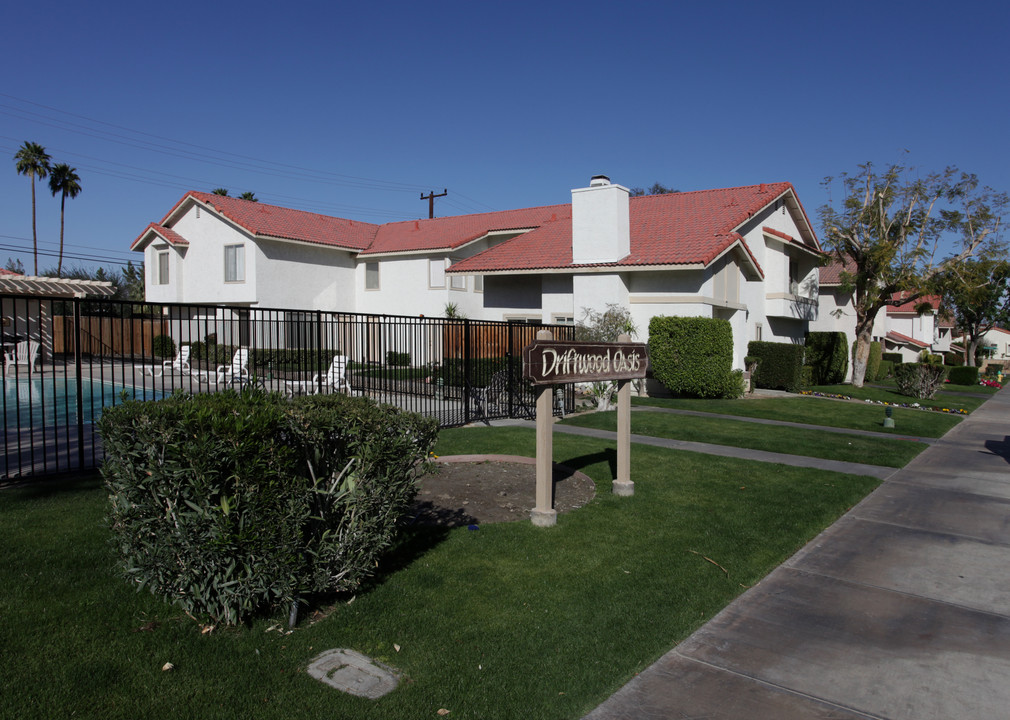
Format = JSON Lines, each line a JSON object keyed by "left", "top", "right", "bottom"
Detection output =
{"left": 386, "top": 351, "right": 411, "bottom": 367}
{"left": 649, "top": 316, "right": 741, "bottom": 398}
{"left": 867, "top": 341, "right": 882, "bottom": 382}
{"left": 947, "top": 366, "right": 979, "bottom": 386}
{"left": 805, "top": 331, "right": 849, "bottom": 385}
{"left": 882, "top": 352, "right": 903, "bottom": 366}
{"left": 151, "top": 334, "right": 176, "bottom": 358}
{"left": 748, "top": 340, "right": 805, "bottom": 392}
{"left": 98, "top": 389, "right": 437, "bottom": 625}
{"left": 876, "top": 359, "right": 894, "bottom": 380}
{"left": 943, "top": 352, "right": 964, "bottom": 367}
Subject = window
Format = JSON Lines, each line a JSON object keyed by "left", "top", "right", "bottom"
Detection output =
{"left": 473, "top": 274, "right": 483, "bottom": 292}
{"left": 156, "top": 251, "right": 169, "bottom": 285}
{"left": 552, "top": 315, "right": 575, "bottom": 325}
{"left": 755, "top": 323, "right": 763, "bottom": 342}
{"left": 504, "top": 315, "right": 542, "bottom": 324}
{"left": 224, "top": 244, "right": 245, "bottom": 283}
{"left": 429, "top": 259, "right": 446, "bottom": 288}
{"left": 365, "top": 262, "right": 379, "bottom": 290}
{"left": 789, "top": 258, "right": 800, "bottom": 295}
{"left": 449, "top": 273, "right": 466, "bottom": 291}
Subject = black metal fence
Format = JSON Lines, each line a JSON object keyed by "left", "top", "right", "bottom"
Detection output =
{"left": 1, "top": 294, "right": 575, "bottom": 479}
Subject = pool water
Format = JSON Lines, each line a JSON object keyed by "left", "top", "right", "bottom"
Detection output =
{"left": 3, "top": 377, "right": 166, "bottom": 429}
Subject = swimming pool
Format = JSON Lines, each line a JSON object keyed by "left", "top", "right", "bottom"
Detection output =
{"left": 3, "top": 377, "right": 166, "bottom": 429}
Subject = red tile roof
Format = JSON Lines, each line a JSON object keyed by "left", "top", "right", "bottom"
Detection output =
{"left": 134, "top": 183, "right": 813, "bottom": 276}
{"left": 885, "top": 330, "right": 930, "bottom": 349}
{"left": 449, "top": 184, "right": 802, "bottom": 274}
{"left": 131, "top": 223, "right": 190, "bottom": 250}
{"left": 819, "top": 258, "right": 856, "bottom": 285}
{"left": 161, "top": 192, "right": 378, "bottom": 251}
{"left": 887, "top": 292, "right": 941, "bottom": 314}
{"left": 360, "top": 204, "right": 569, "bottom": 256}
{"left": 0, "top": 268, "right": 23, "bottom": 276}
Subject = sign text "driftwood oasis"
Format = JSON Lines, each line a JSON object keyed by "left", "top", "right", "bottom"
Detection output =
{"left": 522, "top": 341, "right": 650, "bottom": 385}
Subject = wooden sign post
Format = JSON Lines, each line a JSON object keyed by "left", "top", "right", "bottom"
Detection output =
{"left": 522, "top": 331, "right": 649, "bottom": 526}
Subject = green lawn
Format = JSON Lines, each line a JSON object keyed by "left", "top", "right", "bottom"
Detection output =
{"left": 633, "top": 395, "right": 962, "bottom": 438}
{"left": 562, "top": 409, "right": 926, "bottom": 468}
{"left": 868, "top": 379, "right": 1002, "bottom": 396}
{"left": 809, "top": 384, "right": 985, "bottom": 413}
{"left": 1, "top": 428, "right": 880, "bottom": 720}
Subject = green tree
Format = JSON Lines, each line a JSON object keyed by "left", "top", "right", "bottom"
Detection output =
{"left": 47, "top": 163, "right": 82, "bottom": 277}
{"left": 238, "top": 191, "right": 258, "bottom": 202}
{"left": 819, "top": 162, "right": 1007, "bottom": 386}
{"left": 13, "top": 141, "right": 52, "bottom": 275}
{"left": 937, "top": 257, "right": 1010, "bottom": 366}
{"left": 211, "top": 188, "right": 229, "bottom": 196}
{"left": 119, "top": 260, "right": 145, "bottom": 302}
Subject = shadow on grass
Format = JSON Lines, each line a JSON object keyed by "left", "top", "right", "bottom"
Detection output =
{"left": 0, "top": 470, "right": 104, "bottom": 498}
{"left": 557, "top": 448, "right": 617, "bottom": 479}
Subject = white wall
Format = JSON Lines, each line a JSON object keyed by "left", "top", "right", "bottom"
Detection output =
{"left": 254, "top": 239, "right": 354, "bottom": 310}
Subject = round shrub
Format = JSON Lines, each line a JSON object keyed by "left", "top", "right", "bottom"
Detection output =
{"left": 894, "top": 363, "right": 948, "bottom": 399}
{"left": 98, "top": 389, "right": 437, "bottom": 625}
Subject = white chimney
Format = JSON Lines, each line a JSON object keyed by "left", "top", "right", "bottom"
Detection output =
{"left": 571, "top": 175, "right": 630, "bottom": 264}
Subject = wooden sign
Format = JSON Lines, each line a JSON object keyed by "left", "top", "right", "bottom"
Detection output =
{"left": 522, "top": 340, "right": 649, "bottom": 385}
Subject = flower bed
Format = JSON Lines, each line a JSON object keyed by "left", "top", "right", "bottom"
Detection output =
{"left": 799, "top": 390, "right": 969, "bottom": 415}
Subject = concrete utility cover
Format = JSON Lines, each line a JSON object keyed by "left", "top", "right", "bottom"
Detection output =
{"left": 307, "top": 649, "right": 399, "bottom": 699}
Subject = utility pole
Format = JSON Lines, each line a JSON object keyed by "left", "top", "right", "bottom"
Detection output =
{"left": 421, "top": 189, "right": 447, "bottom": 219}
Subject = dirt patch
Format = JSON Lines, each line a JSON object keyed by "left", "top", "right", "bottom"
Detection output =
{"left": 410, "top": 456, "right": 596, "bottom": 527}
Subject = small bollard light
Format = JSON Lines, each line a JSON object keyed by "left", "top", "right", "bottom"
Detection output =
{"left": 883, "top": 405, "right": 895, "bottom": 429}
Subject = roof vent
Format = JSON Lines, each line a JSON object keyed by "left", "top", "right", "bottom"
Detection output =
{"left": 590, "top": 175, "right": 611, "bottom": 187}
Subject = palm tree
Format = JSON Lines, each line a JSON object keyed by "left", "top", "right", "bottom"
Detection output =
{"left": 48, "top": 163, "right": 83, "bottom": 277}
{"left": 238, "top": 191, "right": 258, "bottom": 202}
{"left": 14, "top": 141, "right": 52, "bottom": 275}
{"left": 211, "top": 188, "right": 229, "bottom": 196}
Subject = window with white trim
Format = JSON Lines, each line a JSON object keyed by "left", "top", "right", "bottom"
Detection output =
{"left": 552, "top": 315, "right": 575, "bottom": 325}
{"left": 449, "top": 273, "right": 466, "bottom": 291}
{"left": 365, "top": 261, "right": 379, "bottom": 290}
{"left": 156, "top": 251, "right": 169, "bottom": 285}
{"left": 224, "top": 244, "right": 245, "bottom": 283}
{"left": 473, "top": 274, "right": 483, "bottom": 293}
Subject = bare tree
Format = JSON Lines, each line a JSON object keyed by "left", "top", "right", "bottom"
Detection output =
{"left": 819, "top": 162, "right": 1007, "bottom": 386}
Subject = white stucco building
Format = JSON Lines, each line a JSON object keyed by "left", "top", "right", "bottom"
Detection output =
{"left": 132, "top": 177, "right": 824, "bottom": 368}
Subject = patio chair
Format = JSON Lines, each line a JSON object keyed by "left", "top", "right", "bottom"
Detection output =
{"left": 285, "top": 355, "right": 352, "bottom": 396}
{"left": 139, "top": 344, "right": 191, "bottom": 377}
{"left": 197, "top": 348, "right": 250, "bottom": 385}
{"left": 4, "top": 339, "right": 40, "bottom": 376}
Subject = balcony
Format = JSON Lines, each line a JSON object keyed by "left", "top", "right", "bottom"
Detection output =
{"left": 765, "top": 292, "right": 818, "bottom": 321}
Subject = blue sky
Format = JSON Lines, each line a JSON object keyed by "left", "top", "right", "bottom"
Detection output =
{"left": 1, "top": 0, "right": 1007, "bottom": 275}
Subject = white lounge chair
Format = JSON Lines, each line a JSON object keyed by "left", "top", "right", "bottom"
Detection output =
{"left": 197, "top": 348, "right": 250, "bottom": 385}
{"left": 285, "top": 355, "right": 352, "bottom": 396}
{"left": 139, "top": 345, "right": 191, "bottom": 377}
{"left": 4, "top": 340, "right": 40, "bottom": 376}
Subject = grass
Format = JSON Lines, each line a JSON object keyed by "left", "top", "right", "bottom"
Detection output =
{"left": 633, "top": 395, "right": 962, "bottom": 438}
{"left": 809, "top": 384, "right": 985, "bottom": 413}
{"left": 0, "top": 428, "right": 880, "bottom": 720}
{"left": 869, "top": 378, "right": 1002, "bottom": 396}
{"left": 562, "top": 409, "right": 926, "bottom": 468}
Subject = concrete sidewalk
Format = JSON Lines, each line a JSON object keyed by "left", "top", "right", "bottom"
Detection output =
{"left": 584, "top": 387, "right": 1010, "bottom": 720}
